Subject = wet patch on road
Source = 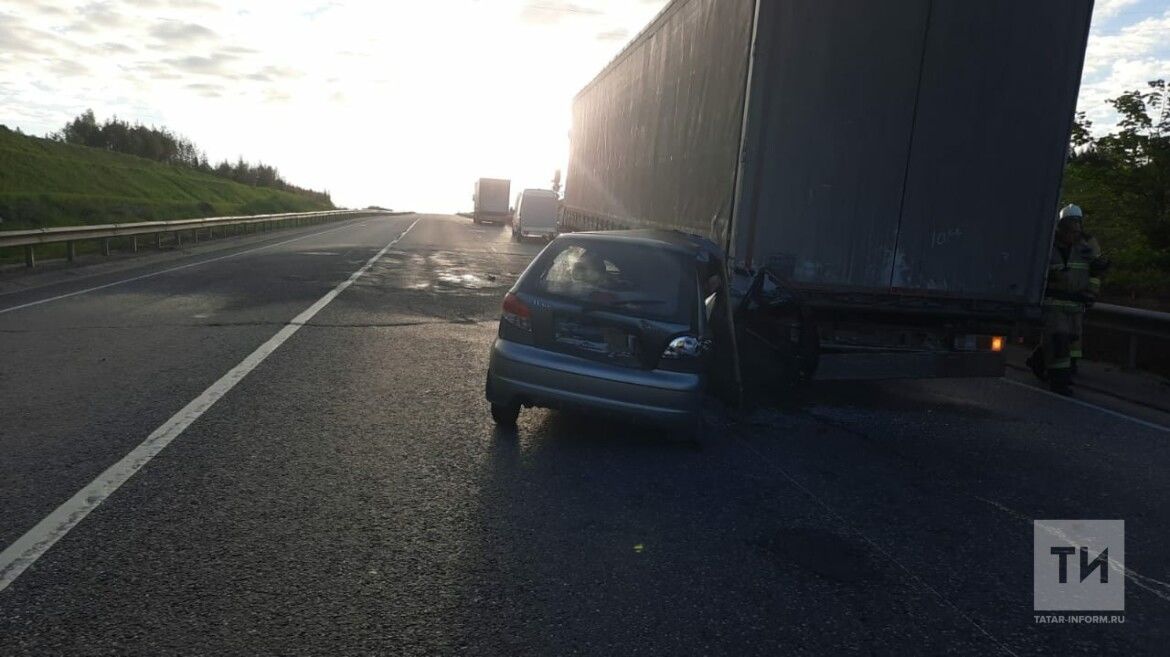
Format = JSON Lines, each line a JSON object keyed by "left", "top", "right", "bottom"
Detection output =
{"left": 435, "top": 272, "right": 499, "bottom": 290}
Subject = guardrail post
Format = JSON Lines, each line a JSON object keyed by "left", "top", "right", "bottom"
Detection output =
{"left": 101, "top": 239, "right": 111, "bottom": 256}
{"left": 156, "top": 232, "right": 163, "bottom": 249}
{"left": 66, "top": 241, "right": 76, "bottom": 262}
{"left": 193, "top": 228, "right": 199, "bottom": 244}
{"left": 130, "top": 236, "right": 138, "bottom": 253}
{"left": 175, "top": 231, "right": 182, "bottom": 247}
{"left": 25, "top": 245, "right": 35, "bottom": 268}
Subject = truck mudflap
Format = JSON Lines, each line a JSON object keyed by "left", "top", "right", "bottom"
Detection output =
{"left": 814, "top": 350, "right": 1006, "bottom": 381}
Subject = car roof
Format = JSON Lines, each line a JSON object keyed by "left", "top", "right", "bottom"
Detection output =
{"left": 521, "top": 188, "right": 557, "bottom": 196}
{"left": 556, "top": 229, "right": 721, "bottom": 260}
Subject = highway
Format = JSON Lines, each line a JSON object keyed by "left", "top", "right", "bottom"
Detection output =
{"left": 0, "top": 213, "right": 1167, "bottom": 655}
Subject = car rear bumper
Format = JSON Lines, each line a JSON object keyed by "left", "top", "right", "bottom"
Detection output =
{"left": 486, "top": 338, "right": 703, "bottom": 427}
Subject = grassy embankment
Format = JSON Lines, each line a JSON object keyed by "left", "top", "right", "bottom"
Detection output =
{"left": 0, "top": 126, "right": 332, "bottom": 261}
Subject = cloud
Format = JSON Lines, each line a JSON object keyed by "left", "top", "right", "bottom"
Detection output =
{"left": 1085, "top": 9, "right": 1170, "bottom": 74}
{"left": 245, "top": 65, "right": 304, "bottom": 82}
{"left": 594, "top": 27, "right": 627, "bottom": 42}
{"left": 31, "top": 4, "right": 66, "bottom": 16}
{"left": 520, "top": 1, "right": 601, "bottom": 25}
{"left": 99, "top": 41, "right": 136, "bottom": 54}
{"left": 126, "top": 60, "right": 183, "bottom": 80}
{"left": 49, "top": 59, "right": 89, "bottom": 77}
{"left": 0, "top": 12, "right": 65, "bottom": 57}
{"left": 77, "top": 1, "right": 126, "bottom": 28}
{"left": 185, "top": 82, "right": 223, "bottom": 97}
{"left": 1080, "top": 7, "right": 1170, "bottom": 131}
{"left": 263, "top": 88, "right": 292, "bottom": 104}
{"left": 169, "top": 0, "right": 220, "bottom": 10}
{"left": 1095, "top": 0, "right": 1142, "bottom": 20}
{"left": 149, "top": 20, "right": 216, "bottom": 43}
{"left": 162, "top": 52, "right": 240, "bottom": 76}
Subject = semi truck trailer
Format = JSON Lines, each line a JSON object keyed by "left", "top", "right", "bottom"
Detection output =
{"left": 473, "top": 178, "right": 512, "bottom": 225}
{"left": 561, "top": 0, "right": 1094, "bottom": 382}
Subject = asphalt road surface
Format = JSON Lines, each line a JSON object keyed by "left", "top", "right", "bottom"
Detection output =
{"left": 1, "top": 213, "right": 1167, "bottom": 655}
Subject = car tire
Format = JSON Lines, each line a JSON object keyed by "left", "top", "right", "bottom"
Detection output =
{"left": 491, "top": 402, "right": 520, "bottom": 427}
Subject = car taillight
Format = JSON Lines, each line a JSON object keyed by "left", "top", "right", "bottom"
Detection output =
{"left": 659, "top": 335, "right": 709, "bottom": 373}
{"left": 661, "top": 335, "right": 708, "bottom": 359}
{"left": 502, "top": 292, "right": 531, "bottom": 332}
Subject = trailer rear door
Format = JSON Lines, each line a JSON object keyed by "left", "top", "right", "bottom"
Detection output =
{"left": 736, "top": 0, "right": 931, "bottom": 289}
{"left": 892, "top": 0, "right": 1094, "bottom": 304}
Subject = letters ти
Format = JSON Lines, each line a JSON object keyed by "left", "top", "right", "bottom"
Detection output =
{"left": 1050, "top": 546, "right": 1109, "bottom": 584}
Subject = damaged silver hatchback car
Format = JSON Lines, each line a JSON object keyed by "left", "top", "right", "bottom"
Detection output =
{"left": 485, "top": 230, "right": 723, "bottom": 436}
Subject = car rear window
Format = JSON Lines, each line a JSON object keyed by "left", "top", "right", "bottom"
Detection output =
{"left": 525, "top": 241, "right": 695, "bottom": 322}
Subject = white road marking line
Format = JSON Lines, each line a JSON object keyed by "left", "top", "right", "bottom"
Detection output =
{"left": 977, "top": 497, "right": 1170, "bottom": 604}
{"left": 0, "top": 217, "right": 421, "bottom": 593}
{"left": 0, "top": 217, "right": 389, "bottom": 315}
{"left": 1000, "top": 377, "right": 1170, "bottom": 434}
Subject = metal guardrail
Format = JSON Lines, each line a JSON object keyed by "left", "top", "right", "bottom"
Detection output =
{"left": 1087, "top": 302, "right": 1170, "bottom": 371}
{"left": 0, "top": 210, "right": 386, "bottom": 267}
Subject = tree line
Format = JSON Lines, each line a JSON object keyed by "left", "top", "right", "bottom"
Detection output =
{"left": 1064, "top": 80, "right": 1169, "bottom": 304}
{"left": 49, "top": 110, "right": 330, "bottom": 204}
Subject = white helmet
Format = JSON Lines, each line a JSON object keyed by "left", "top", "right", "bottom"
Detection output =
{"left": 1059, "top": 204, "right": 1084, "bottom": 220}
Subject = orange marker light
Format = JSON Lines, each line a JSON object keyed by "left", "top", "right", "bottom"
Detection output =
{"left": 991, "top": 336, "right": 1004, "bottom": 352}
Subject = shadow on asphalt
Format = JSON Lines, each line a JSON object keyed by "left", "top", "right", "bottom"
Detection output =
{"left": 740, "top": 378, "right": 1000, "bottom": 421}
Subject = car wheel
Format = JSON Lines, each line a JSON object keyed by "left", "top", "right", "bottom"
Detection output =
{"left": 491, "top": 402, "right": 520, "bottom": 427}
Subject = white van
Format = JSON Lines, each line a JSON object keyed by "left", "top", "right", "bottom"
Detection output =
{"left": 511, "top": 189, "right": 559, "bottom": 241}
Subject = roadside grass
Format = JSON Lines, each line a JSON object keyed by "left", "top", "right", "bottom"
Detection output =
{"left": 0, "top": 128, "right": 333, "bottom": 265}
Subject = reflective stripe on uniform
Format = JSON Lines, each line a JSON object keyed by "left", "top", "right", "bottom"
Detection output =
{"left": 1070, "top": 349, "right": 1083, "bottom": 358}
{"left": 1043, "top": 298, "right": 1083, "bottom": 310}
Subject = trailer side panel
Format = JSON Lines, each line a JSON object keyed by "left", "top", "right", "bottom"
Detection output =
{"left": 564, "top": 0, "right": 755, "bottom": 239}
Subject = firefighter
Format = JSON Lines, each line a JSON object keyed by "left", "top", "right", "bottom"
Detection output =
{"left": 1027, "top": 204, "right": 1107, "bottom": 394}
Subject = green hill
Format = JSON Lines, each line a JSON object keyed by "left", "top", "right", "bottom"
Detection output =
{"left": 0, "top": 126, "right": 333, "bottom": 232}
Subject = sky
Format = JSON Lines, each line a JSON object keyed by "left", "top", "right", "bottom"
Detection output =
{"left": 1, "top": 0, "right": 1168, "bottom": 211}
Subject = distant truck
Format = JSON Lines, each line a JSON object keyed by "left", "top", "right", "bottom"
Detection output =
{"left": 562, "top": 0, "right": 1094, "bottom": 383}
{"left": 472, "top": 178, "right": 512, "bottom": 225}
